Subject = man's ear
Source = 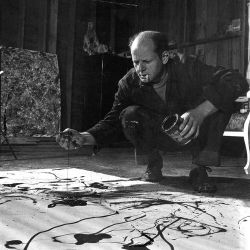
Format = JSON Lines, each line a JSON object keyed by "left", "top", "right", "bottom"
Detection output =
{"left": 162, "top": 51, "right": 169, "bottom": 64}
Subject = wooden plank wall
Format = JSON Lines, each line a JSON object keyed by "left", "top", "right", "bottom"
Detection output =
{"left": 0, "top": 0, "right": 248, "bottom": 131}
{"left": 137, "top": 0, "right": 246, "bottom": 73}
{"left": 187, "top": 0, "right": 244, "bottom": 73}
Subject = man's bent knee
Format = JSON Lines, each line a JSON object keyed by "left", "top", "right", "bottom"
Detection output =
{"left": 120, "top": 106, "right": 159, "bottom": 151}
{"left": 120, "top": 105, "right": 151, "bottom": 129}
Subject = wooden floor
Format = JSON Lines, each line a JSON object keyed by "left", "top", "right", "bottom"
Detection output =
{"left": 0, "top": 138, "right": 250, "bottom": 250}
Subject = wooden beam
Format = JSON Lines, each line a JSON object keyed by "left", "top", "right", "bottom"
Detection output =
{"left": 38, "top": 0, "right": 48, "bottom": 51}
{"left": 183, "top": 0, "right": 187, "bottom": 44}
{"left": 17, "top": 0, "right": 26, "bottom": 48}
{"left": 194, "top": 0, "right": 207, "bottom": 61}
{"left": 66, "top": 0, "right": 76, "bottom": 128}
{"left": 241, "top": 0, "right": 247, "bottom": 75}
{"left": 47, "top": 0, "right": 58, "bottom": 53}
{"left": 170, "top": 33, "right": 241, "bottom": 50}
{"left": 205, "top": 0, "right": 218, "bottom": 66}
{"left": 110, "top": 6, "right": 116, "bottom": 52}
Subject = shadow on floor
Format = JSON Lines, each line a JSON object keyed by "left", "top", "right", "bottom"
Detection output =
{"left": 102, "top": 175, "right": 250, "bottom": 202}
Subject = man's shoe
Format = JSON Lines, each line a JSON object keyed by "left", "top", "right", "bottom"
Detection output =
{"left": 141, "top": 167, "right": 163, "bottom": 182}
{"left": 188, "top": 166, "right": 217, "bottom": 193}
{"left": 139, "top": 149, "right": 163, "bottom": 182}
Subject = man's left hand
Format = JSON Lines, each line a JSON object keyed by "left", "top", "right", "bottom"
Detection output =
{"left": 179, "top": 109, "right": 205, "bottom": 140}
{"left": 179, "top": 100, "right": 218, "bottom": 140}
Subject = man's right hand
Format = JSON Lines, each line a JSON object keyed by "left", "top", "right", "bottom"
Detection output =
{"left": 56, "top": 128, "right": 96, "bottom": 150}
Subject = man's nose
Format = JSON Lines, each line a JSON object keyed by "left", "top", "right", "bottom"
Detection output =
{"left": 138, "top": 62, "right": 145, "bottom": 72}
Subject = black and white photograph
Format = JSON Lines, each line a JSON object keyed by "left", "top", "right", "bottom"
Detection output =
{"left": 0, "top": 0, "right": 250, "bottom": 249}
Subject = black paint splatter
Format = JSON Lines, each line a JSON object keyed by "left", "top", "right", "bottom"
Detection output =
{"left": 4, "top": 240, "right": 23, "bottom": 249}
{"left": 23, "top": 211, "right": 117, "bottom": 250}
{"left": 3, "top": 183, "right": 23, "bottom": 187}
{"left": 89, "top": 182, "right": 109, "bottom": 189}
{"left": 18, "top": 187, "right": 29, "bottom": 191}
{"left": 74, "top": 233, "right": 111, "bottom": 245}
{"left": 52, "top": 233, "right": 112, "bottom": 245}
{"left": 122, "top": 245, "right": 150, "bottom": 249}
{"left": 48, "top": 199, "right": 87, "bottom": 208}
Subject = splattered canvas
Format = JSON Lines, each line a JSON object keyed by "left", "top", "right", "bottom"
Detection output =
{"left": 0, "top": 47, "right": 60, "bottom": 137}
{"left": 0, "top": 167, "right": 249, "bottom": 250}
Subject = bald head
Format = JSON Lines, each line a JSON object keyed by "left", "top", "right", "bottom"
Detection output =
{"left": 129, "top": 31, "right": 169, "bottom": 57}
{"left": 129, "top": 31, "right": 169, "bottom": 85}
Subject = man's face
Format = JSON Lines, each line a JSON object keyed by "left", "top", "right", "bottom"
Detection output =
{"left": 131, "top": 39, "right": 165, "bottom": 84}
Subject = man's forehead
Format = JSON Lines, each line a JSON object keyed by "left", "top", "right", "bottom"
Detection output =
{"left": 131, "top": 37, "right": 155, "bottom": 51}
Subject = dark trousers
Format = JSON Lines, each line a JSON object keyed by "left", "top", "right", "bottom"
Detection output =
{"left": 120, "top": 105, "right": 232, "bottom": 168}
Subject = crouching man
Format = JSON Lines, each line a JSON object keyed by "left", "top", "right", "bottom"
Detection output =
{"left": 57, "top": 31, "right": 248, "bottom": 193}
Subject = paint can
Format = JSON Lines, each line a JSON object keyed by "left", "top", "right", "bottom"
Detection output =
{"left": 161, "top": 114, "right": 192, "bottom": 145}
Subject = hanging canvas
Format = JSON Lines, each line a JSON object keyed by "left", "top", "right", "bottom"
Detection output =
{"left": 1, "top": 47, "right": 61, "bottom": 137}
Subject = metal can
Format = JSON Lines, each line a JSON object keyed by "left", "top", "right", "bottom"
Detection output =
{"left": 161, "top": 114, "right": 192, "bottom": 145}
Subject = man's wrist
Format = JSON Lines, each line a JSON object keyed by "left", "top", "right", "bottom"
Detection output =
{"left": 80, "top": 132, "right": 96, "bottom": 145}
{"left": 197, "top": 100, "right": 218, "bottom": 118}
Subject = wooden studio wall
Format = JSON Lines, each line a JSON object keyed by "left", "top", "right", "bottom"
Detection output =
{"left": 0, "top": 0, "right": 248, "bottom": 132}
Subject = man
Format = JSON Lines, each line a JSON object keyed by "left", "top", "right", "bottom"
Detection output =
{"left": 57, "top": 31, "right": 248, "bottom": 192}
